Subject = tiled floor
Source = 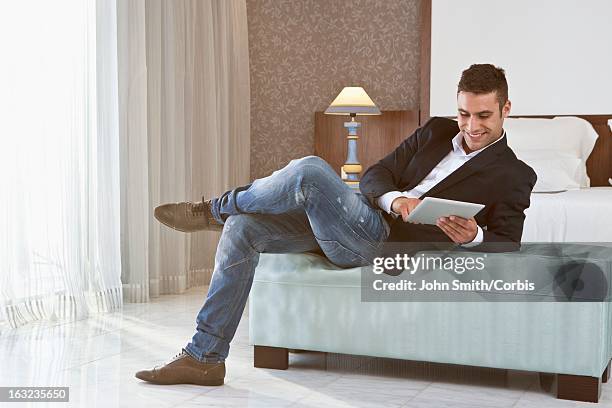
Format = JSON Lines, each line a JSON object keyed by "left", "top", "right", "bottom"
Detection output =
{"left": 1, "top": 286, "right": 611, "bottom": 407}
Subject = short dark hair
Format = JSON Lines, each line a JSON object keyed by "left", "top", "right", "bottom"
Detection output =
{"left": 457, "top": 64, "right": 508, "bottom": 113}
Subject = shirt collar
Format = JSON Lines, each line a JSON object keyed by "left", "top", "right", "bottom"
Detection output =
{"left": 451, "top": 129, "right": 506, "bottom": 157}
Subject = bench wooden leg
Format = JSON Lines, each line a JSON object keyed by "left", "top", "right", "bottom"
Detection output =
{"left": 557, "top": 374, "right": 601, "bottom": 403}
{"left": 254, "top": 345, "right": 288, "bottom": 370}
{"left": 538, "top": 373, "right": 554, "bottom": 392}
{"left": 603, "top": 360, "right": 611, "bottom": 383}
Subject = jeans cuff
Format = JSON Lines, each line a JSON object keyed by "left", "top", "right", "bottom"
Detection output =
{"left": 184, "top": 344, "right": 225, "bottom": 364}
{"left": 209, "top": 197, "right": 226, "bottom": 225}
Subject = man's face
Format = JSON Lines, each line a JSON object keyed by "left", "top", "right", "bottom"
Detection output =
{"left": 456, "top": 91, "right": 511, "bottom": 153}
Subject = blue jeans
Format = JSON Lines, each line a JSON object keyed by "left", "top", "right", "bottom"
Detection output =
{"left": 184, "top": 156, "right": 390, "bottom": 362}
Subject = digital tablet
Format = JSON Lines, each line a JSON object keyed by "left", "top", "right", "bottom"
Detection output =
{"left": 405, "top": 197, "right": 485, "bottom": 225}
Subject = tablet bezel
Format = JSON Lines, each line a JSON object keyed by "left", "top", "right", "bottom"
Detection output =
{"left": 405, "top": 197, "right": 485, "bottom": 225}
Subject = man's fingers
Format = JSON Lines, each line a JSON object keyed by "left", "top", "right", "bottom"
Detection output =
{"left": 438, "top": 218, "right": 464, "bottom": 235}
{"left": 401, "top": 207, "right": 409, "bottom": 222}
{"left": 449, "top": 216, "right": 471, "bottom": 228}
{"left": 437, "top": 221, "right": 460, "bottom": 243}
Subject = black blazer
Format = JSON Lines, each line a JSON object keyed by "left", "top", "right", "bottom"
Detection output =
{"left": 359, "top": 117, "right": 537, "bottom": 251}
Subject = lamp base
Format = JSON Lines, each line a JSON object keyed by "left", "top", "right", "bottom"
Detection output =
{"left": 344, "top": 180, "right": 360, "bottom": 190}
{"left": 340, "top": 118, "right": 362, "bottom": 191}
{"left": 340, "top": 166, "right": 360, "bottom": 190}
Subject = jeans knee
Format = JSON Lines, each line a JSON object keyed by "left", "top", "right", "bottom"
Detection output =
{"left": 290, "top": 155, "right": 334, "bottom": 183}
{"left": 299, "top": 155, "right": 326, "bottom": 166}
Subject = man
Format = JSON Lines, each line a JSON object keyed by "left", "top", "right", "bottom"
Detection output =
{"left": 135, "top": 64, "right": 536, "bottom": 386}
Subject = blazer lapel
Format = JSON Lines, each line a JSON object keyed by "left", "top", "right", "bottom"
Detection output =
{"left": 405, "top": 138, "right": 453, "bottom": 190}
{"left": 422, "top": 136, "right": 508, "bottom": 198}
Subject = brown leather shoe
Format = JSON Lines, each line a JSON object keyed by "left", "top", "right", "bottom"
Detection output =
{"left": 135, "top": 350, "right": 225, "bottom": 386}
{"left": 154, "top": 199, "right": 223, "bottom": 232}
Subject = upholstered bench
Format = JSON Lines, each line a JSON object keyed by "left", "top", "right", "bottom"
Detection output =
{"left": 249, "top": 248, "right": 612, "bottom": 403}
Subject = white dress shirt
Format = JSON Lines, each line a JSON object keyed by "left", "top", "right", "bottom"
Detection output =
{"left": 376, "top": 131, "right": 506, "bottom": 246}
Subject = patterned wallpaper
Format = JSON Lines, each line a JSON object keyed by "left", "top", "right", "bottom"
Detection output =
{"left": 246, "top": 0, "right": 422, "bottom": 179}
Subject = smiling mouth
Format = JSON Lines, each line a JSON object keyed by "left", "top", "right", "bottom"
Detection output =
{"left": 465, "top": 131, "right": 486, "bottom": 138}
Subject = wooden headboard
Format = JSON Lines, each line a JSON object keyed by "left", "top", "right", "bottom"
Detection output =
{"left": 314, "top": 111, "right": 612, "bottom": 187}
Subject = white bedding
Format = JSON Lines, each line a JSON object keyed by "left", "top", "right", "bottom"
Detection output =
{"left": 522, "top": 187, "right": 612, "bottom": 242}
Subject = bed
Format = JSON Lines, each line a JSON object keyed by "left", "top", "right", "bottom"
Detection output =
{"left": 525, "top": 188, "right": 612, "bottom": 242}
{"left": 502, "top": 115, "right": 612, "bottom": 245}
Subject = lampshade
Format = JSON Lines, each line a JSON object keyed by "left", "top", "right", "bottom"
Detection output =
{"left": 324, "top": 87, "right": 381, "bottom": 115}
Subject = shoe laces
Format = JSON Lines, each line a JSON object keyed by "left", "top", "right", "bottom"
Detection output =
{"left": 153, "top": 350, "right": 187, "bottom": 370}
{"left": 170, "top": 350, "right": 187, "bottom": 361}
{"left": 191, "top": 201, "right": 205, "bottom": 215}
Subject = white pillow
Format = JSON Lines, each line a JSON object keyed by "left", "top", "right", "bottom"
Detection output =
{"left": 504, "top": 117, "right": 598, "bottom": 187}
{"left": 521, "top": 153, "right": 583, "bottom": 192}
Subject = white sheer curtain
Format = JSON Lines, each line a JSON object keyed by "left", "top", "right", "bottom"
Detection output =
{"left": 119, "top": 0, "right": 250, "bottom": 302}
{"left": 0, "top": 0, "right": 122, "bottom": 329}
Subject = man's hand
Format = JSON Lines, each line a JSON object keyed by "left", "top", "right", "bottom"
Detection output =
{"left": 391, "top": 197, "right": 422, "bottom": 222}
{"left": 436, "top": 216, "right": 478, "bottom": 244}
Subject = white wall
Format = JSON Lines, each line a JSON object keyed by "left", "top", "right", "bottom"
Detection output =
{"left": 430, "top": 0, "right": 612, "bottom": 116}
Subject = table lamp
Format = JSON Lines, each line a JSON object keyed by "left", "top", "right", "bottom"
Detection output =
{"left": 324, "top": 86, "right": 381, "bottom": 189}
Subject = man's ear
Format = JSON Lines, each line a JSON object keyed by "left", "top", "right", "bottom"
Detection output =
{"left": 502, "top": 100, "right": 511, "bottom": 118}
